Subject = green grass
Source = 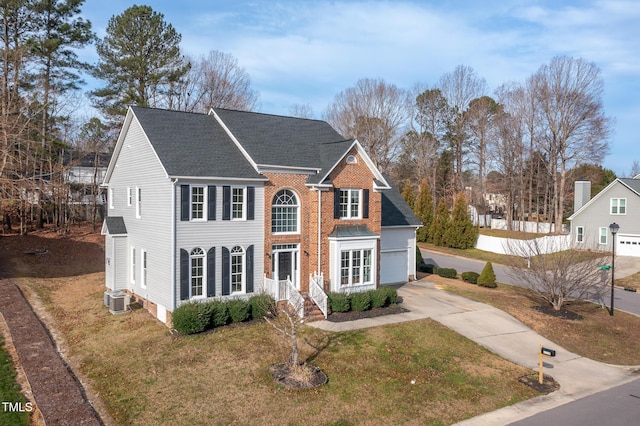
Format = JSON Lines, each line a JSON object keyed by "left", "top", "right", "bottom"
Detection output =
{"left": 0, "top": 335, "right": 30, "bottom": 426}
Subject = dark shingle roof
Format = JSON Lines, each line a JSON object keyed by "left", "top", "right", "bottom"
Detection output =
{"left": 131, "top": 107, "right": 262, "bottom": 180}
{"left": 619, "top": 178, "right": 640, "bottom": 196}
{"left": 212, "top": 108, "right": 348, "bottom": 170}
{"left": 104, "top": 216, "right": 127, "bottom": 235}
{"left": 381, "top": 175, "right": 421, "bottom": 227}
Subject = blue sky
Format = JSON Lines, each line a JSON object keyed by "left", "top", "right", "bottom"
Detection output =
{"left": 79, "top": 0, "right": 639, "bottom": 176}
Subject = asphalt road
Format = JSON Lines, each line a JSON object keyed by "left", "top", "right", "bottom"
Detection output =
{"left": 509, "top": 377, "right": 640, "bottom": 426}
{"left": 420, "top": 248, "right": 640, "bottom": 317}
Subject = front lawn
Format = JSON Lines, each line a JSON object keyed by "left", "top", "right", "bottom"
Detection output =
{"left": 0, "top": 335, "right": 30, "bottom": 426}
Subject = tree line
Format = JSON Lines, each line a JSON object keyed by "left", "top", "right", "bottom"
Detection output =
{"left": 0, "top": 2, "right": 624, "bottom": 234}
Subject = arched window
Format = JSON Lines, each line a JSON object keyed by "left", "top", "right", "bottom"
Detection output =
{"left": 190, "top": 248, "right": 205, "bottom": 297}
{"left": 272, "top": 189, "right": 299, "bottom": 233}
{"left": 230, "top": 246, "right": 245, "bottom": 293}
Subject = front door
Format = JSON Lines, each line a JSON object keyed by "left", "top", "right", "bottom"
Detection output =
{"left": 272, "top": 244, "right": 299, "bottom": 289}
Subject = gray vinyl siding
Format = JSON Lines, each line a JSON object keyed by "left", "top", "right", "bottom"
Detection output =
{"left": 175, "top": 181, "right": 264, "bottom": 307}
{"left": 113, "top": 236, "right": 128, "bottom": 290}
{"left": 571, "top": 182, "right": 640, "bottom": 251}
{"left": 107, "top": 117, "right": 174, "bottom": 310}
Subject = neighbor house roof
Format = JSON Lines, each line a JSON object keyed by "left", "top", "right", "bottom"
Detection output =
{"left": 131, "top": 107, "right": 263, "bottom": 180}
{"left": 381, "top": 174, "right": 422, "bottom": 227}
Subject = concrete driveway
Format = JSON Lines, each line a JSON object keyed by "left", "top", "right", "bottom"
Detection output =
{"left": 309, "top": 279, "right": 640, "bottom": 425}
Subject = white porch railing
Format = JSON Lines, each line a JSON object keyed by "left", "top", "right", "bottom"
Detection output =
{"left": 309, "top": 272, "right": 327, "bottom": 319}
{"left": 262, "top": 274, "right": 304, "bottom": 319}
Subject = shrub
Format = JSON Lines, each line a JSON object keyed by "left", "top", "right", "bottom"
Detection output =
{"left": 210, "top": 301, "right": 229, "bottom": 327}
{"left": 227, "top": 299, "right": 251, "bottom": 323}
{"left": 351, "top": 291, "right": 371, "bottom": 312}
{"left": 172, "top": 302, "right": 209, "bottom": 335}
{"left": 416, "top": 246, "right": 424, "bottom": 267}
{"left": 461, "top": 271, "right": 479, "bottom": 284}
{"left": 380, "top": 286, "right": 398, "bottom": 305}
{"left": 478, "top": 262, "right": 497, "bottom": 288}
{"left": 437, "top": 267, "right": 457, "bottom": 279}
{"left": 370, "top": 288, "right": 388, "bottom": 308}
{"left": 418, "top": 263, "right": 437, "bottom": 274}
{"left": 249, "top": 294, "right": 274, "bottom": 320}
{"left": 328, "top": 292, "right": 350, "bottom": 313}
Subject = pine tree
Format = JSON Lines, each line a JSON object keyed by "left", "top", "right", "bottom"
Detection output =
{"left": 477, "top": 261, "right": 497, "bottom": 288}
{"left": 401, "top": 179, "right": 415, "bottom": 211}
{"left": 414, "top": 178, "right": 434, "bottom": 242}
{"left": 443, "top": 193, "right": 478, "bottom": 249}
{"left": 429, "top": 198, "right": 450, "bottom": 247}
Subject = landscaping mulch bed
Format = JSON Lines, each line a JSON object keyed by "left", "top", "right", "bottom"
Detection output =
{"left": 532, "top": 305, "right": 583, "bottom": 321}
{"left": 518, "top": 374, "right": 560, "bottom": 394}
{"left": 270, "top": 363, "right": 328, "bottom": 390}
{"left": 327, "top": 304, "right": 409, "bottom": 322}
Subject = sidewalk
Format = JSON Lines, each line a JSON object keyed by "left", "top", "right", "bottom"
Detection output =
{"left": 309, "top": 280, "right": 639, "bottom": 425}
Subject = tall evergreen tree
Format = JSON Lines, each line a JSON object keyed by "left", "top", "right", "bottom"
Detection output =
{"left": 444, "top": 193, "right": 477, "bottom": 249}
{"left": 401, "top": 179, "right": 415, "bottom": 210}
{"left": 414, "top": 178, "right": 434, "bottom": 242}
{"left": 429, "top": 198, "right": 450, "bottom": 247}
{"left": 91, "top": 5, "right": 188, "bottom": 121}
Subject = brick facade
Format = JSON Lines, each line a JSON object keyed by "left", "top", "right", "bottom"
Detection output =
{"left": 263, "top": 147, "right": 382, "bottom": 293}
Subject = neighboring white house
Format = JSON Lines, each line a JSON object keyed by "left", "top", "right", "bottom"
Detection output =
{"left": 102, "top": 106, "right": 420, "bottom": 325}
{"left": 568, "top": 178, "right": 640, "bottom": 257}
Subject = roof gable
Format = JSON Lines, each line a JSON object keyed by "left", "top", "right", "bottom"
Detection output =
{"left": 568, "top": 178, "right": 640, "bottom": 220}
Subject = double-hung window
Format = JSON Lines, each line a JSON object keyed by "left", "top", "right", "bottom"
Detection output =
{"left": 190, "top": 248, "right": 205, "bottom": 297}
{"left": 340, "top": 249, "right": 373, "bottom": 286}
{"left": 191, "top": 186, "right": 205, "bottom": 220}
{"left": 576, "top": 226, "right": 584, "bottom": 243}
{"left": 231, "top": 246, "right": 245, "bottom": 293}
{"left": 232, "top": 187, "right": 245, "bottom": 220}
{"left": 135, "top": 187, "right": 142, "bottom": 218}
{"left": 130, "top": 247, "right": 136, "bottom": 284}
{"left": 141, "top": 250, "right": 147, "bottom": 289}
{"left": 610, "top": 198, "right": 626, "bottom": 215}
{"left": 339, "top": 189, "right": 361, "bottom": 219}
{"left": 272, "top": 189, "right": 299, "bottom": 233}
{"left": 599, "top": 227, "right": 607, "bottom": 245}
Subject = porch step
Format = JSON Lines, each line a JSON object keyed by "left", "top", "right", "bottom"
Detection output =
{"left": 302, "top": 293, "right": 325, "bottom": 322}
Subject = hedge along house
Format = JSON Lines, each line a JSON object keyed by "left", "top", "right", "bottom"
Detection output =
{"left": 102, "top": 106, "right": 420, "bottom": 325}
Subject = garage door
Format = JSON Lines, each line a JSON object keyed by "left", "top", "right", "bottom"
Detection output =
{"left": 617, "top": 235, "right": 640, "bottom": 257}
{"left": 380, "top": 250, "right": 408, "bottom": 285}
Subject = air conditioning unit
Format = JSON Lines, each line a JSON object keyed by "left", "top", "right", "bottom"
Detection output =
{"left": 109, "top": 292, "right": 130, "bottom": 314}
{"left": 104, "top": 290, "right": 120, "bottom": 307}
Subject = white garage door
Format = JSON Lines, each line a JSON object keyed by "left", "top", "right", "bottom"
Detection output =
{"left": 617, "top": 235, "right": 640, "bottom": 257}
{"left": 381, "top": 250, "right": 408, "bottom": 285}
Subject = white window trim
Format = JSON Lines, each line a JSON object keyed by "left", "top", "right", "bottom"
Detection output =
{"left": 108, "top": 188, "right": 114, "bottom": 209}
{"left": 230, "top": 246, "right": 246, "bottom": 294}
{"left": 272, "top": 189, "right": 300, "bottom": 235}
{"left": 190, "top": 185, "right": 207, "bottom": 221}
{"left": 599, "top": 227, "right": 608, "bottom": 245}
{"left": 130, "top": 247, "right": 136, "bottom": 284}
{"left": 610, "top": 198, "right": 627, "bottom": 215}
{"left": 127, "top": 187, "right": 133, "bottom": 207}
{"left": 340, "top": 248, "right": 374, "bottom": 287}
{"left": 340, "top": 188, "right": 362, "bottom": 219}
{"left": 140, "top": 249, "right": 147, "bottom": 289}
{"left": 135, "top": 187, "right": 142, "bottom": 219}
{"left": 576, "top": 226, "right": 584, "bottom": 243}
{"left": 190, "top": 248, "right": 206, "bottom": 299}
{"left": 231, "top": 186, "right": 246, "bottom": 221}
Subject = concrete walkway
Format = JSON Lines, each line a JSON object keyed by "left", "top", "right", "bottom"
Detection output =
{"left": 309, "top": 280, "right": 640, "bottom": 425}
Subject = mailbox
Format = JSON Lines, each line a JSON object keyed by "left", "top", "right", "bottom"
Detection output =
{"left": 541, "top": 347, "right": 556, "bottom": 357}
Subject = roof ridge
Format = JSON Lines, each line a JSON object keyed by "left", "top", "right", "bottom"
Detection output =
{"left": 213, "top": 107, "right": 327, "bottom": 123}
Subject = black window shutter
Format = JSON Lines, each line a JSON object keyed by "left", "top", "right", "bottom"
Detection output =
{"left": 247, "top": 187, "right": 255, "bottom": 220}
{"left": 180, "top": 249, "right": 189, "bottom": 300}
{"left": 222, "top": 247, "right": 230, "bottom": 295}
{"left": 180, "top": 185, "right": 189, "bottom": 221}
{"left": 208, "top": 186, "right": 216, "bottom": 221}
{"left": 363, "top": 189, "right": 370, "bottom": 219}
{"left": 207, "top": 247, "right": 216, "bottom": 297}
{"left": 222, "top": 186, "right": 231, "bottom": 220}
{"left": 246, "top": 245, "right": 254, "bottom": 293}
{"left": 334, "top": 188, "right": 340, "bottom": 219}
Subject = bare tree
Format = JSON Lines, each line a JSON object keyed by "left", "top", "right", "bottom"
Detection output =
{"left": 169, "top": 50, "right": 259, "bottom": 113}
{"left": 629, "top": 160, "right": 640, "bottom": 178}
{"left": 325, "top": 78, "right": 408, "bottom": 172}
{"left": 531, "top": 56, "right": 612, "bottom": 227}
{"left": 438, "top": 65, "right": 487, "bottom": 192}
{"left": 289, "top": 103, "right": 314, "bottom": 119}
{"left": 505, "top": 238, "right": 608, "bottom": 311}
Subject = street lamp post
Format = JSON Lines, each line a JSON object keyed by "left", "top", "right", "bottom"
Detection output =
{"left": 609, "top": 222, "right": 619, "bottom": 316}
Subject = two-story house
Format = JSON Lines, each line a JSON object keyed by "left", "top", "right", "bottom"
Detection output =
{"left": 102, "top": 106, "right": 420, "bottom": 325}
{"left": 569, "top": 177, "right": 640, "bottom": 256}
